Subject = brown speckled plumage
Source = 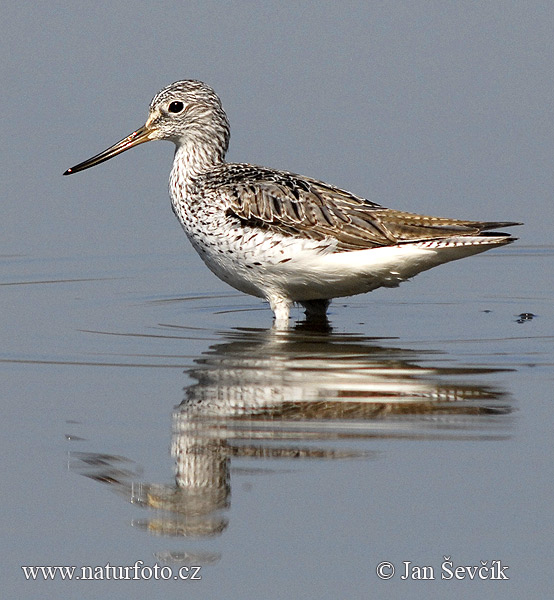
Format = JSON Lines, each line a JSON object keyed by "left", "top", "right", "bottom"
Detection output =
{"left": 64, "top": 80, "right": 521, "bottom": 326}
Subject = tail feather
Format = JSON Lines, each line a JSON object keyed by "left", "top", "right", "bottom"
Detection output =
{"left": 375, "top": 210, "right": 522, "bottom": 245}
{"left": 477, "top": 221, "right": 522, "bottom": 232}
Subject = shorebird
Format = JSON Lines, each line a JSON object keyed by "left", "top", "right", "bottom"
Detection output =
{"left": 64, "top": 80, "right": 520, "bottom": 326}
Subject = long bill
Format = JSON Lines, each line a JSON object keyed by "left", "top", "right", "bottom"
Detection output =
{"left": 63, "top": 124, "right": 154, "bottom": 175}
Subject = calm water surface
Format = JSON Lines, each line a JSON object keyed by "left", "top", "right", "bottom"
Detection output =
{"left": 4, "top": 2, "right": 554, "bottom": 597}
{"left": 2, "top": 246, "right": 553, "bottom": 599}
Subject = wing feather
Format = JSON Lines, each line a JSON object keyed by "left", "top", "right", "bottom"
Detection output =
{"left": 203, "top": 165, "right": 520, "bottom": 251}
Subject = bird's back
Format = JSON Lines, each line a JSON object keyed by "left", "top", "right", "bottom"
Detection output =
{"left": 169, "top": 162, "right": 519, "bottom": 305}
{"left": 180, "top": 162, "right": 519, "bottom": 249}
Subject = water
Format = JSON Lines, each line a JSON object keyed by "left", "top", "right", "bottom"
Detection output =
{"left": 4, "top": 3, "right": 554, "bottom": 597}
{"left": 3, "top": 245, "right": 553, "bottom": 598}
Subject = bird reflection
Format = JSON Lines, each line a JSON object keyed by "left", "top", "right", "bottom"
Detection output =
{"left": 69, "top": 325, "right": 513, "bottom": 550}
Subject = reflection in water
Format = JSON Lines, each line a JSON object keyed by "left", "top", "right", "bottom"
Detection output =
{"left": 70, "top": 325, "right": 514, "bottom": 560}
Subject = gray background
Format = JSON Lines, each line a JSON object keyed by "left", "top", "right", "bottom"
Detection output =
{"left": 4, "top": 1, "right": 551, "bottom": 258}
{"left": 2, "top": 2, "right": 553, "bottom": 599}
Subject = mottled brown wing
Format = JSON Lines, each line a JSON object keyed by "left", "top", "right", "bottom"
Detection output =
{"left": 218, "top": 169, "right": 519, "bottom": 251}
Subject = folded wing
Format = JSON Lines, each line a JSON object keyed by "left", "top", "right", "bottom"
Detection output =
{"left": 215, "top": 166, "right": 520, "bottom": 251}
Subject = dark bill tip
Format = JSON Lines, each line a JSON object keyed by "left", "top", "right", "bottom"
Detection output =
{"left": 62, "top": 125, "right": 152, "bottom": 176}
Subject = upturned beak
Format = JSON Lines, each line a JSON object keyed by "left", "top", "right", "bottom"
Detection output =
{"left": 63, "top": 123, "right": 155, "bottom": 175}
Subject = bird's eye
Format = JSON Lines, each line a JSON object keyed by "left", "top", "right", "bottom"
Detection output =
{"left": 168, "top": 101, "right": 185, "bottom": 114}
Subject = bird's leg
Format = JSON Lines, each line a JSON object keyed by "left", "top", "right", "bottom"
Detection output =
{"left": 300, "top": 299, "right": 331, "bottom": 321}
{"left": 269, "top": 296, "right": 292, "bottom": 329}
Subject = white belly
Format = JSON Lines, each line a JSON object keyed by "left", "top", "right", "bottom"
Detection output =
{"left": 184, "top": 222, "right": 500, "bottom": 303}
